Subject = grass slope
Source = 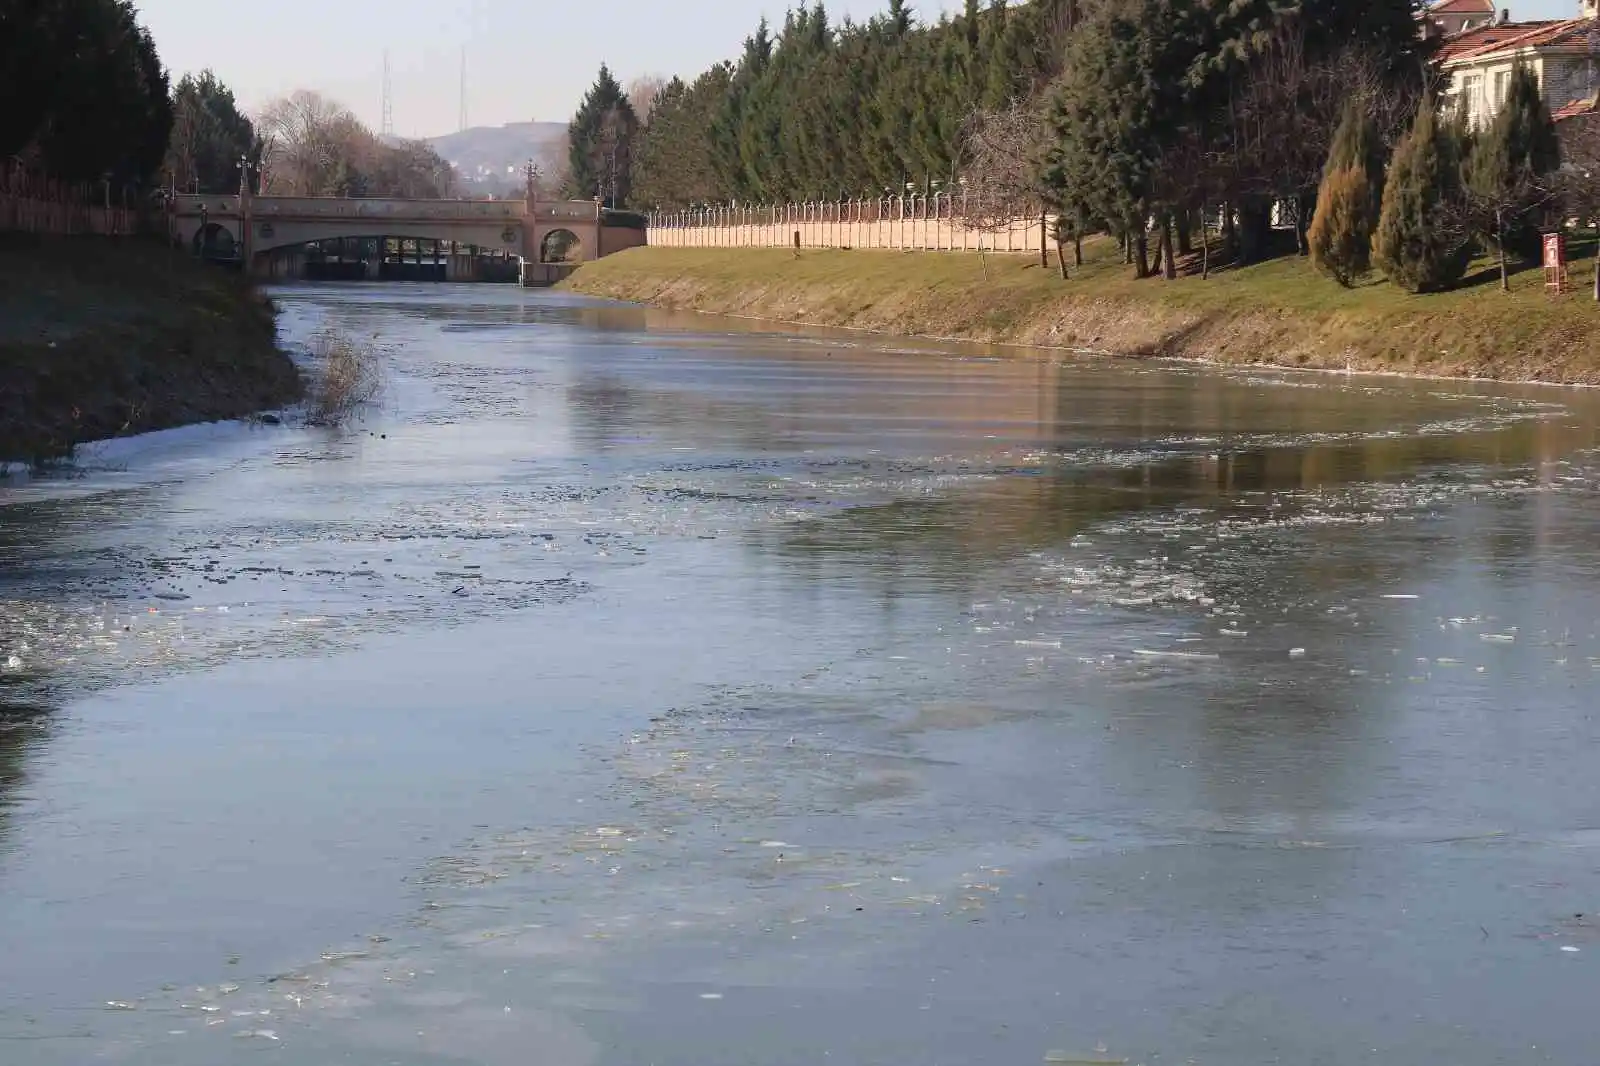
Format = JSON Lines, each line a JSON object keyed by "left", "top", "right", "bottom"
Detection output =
{"left": 1, "top": 234, "right": 302, "bottom": 463}
{"left": 565, "top": 237, "right": 1600, "bottom": 384}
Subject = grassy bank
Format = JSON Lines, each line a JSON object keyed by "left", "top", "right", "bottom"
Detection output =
{"left": 564, "top": 239, "right": 1600, "bottom": 384}
{"left": 1, "top": 234, "right": 302, "bottom": 464}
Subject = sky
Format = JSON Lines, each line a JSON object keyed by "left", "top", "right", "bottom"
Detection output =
{"left": 135, "top": 0, "right": 959, "bottom": 139}
{"left": 137, "top": 0, "right": 1584, "bottom": 140}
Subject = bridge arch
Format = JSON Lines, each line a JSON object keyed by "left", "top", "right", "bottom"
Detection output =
{"left": 192, "top": 222, "right": 237, "bottom": 258}
{"left": 539, "top": 228, "right": 584, "bottom": 263}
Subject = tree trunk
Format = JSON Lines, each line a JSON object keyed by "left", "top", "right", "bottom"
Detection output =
{"left": 1134, "top": 230, "right": 1150, "bottom": 279}
{"left": 1295, "top": 192, "right": 1314, "bottom": 257}
{"left": 1122, "top": 228, "right": 1133, "bottom": 265}
{"left": 1074, "top": 233, "right": 1083, "bottom": 267}
{"left": 1161, "top": 214, "right": 1177, "bottom": 279}
{"left": 1221, "top": 201, "right": 1236, "bottom": 259}
{"left": 1496, "top": 209, "right": 1509, "bottom": 293}
{"left": 1202, "top": 228, "right": 1210, "bottom": 279}
{"left": 1056, "top": 233, "right": 1070, "bottom": 279}
{"left": 1040, "top": 213, "right": 1049, "bottom": 269}
{"left": 1238, "top": 198, "right": 1271, "bottom": 265}
{"left": 1176, "top": 210, "right": 1193, "bottom": 256}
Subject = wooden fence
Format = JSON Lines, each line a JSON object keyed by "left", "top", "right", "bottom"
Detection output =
{"left": 0, "top": 163, "right": 139, "bottom": 237}
{"left": 648, "top": 195, "right": 1053, "bottom": 255}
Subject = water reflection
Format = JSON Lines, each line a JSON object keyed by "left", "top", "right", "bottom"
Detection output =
{"left": 3, "top": 284, "right": 1600, "bottom": 1065}
{"left": 0, "top": 688, "right": 50, "bottom": 863}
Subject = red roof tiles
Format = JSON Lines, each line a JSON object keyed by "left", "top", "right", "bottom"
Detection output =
{"left": 1553, "top": 96, "right": 1599, "bottom": 121}
{"left": 1437, "top": 18, "right": 1591, "bottom": 62}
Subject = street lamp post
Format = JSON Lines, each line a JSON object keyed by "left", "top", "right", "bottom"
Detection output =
{"left": 237, "top": 153, "right": 257, "bottom": 267}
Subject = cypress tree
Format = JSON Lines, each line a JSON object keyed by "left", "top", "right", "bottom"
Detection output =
{"left": 1373, "top": 94, "right": 1471, "bottom": 293}
{"left": 1308, "top": 166, "right": 1378, "bottom": 286}
{"left": 1308, "top": 99, "right": 1384, "bottom": 286}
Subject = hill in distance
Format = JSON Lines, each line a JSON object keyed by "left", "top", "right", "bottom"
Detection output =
{"left": 425, "top": 121, "right": 567, "bottom": 195}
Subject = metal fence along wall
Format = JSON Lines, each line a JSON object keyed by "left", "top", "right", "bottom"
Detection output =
{"left": 0, "top": 164, "right": 138, "bottom": 236}
{"left": 648, "top": 196, "right": 1051, "bottom": 255}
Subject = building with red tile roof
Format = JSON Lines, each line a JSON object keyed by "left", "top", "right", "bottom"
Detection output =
{"left": 1436, "top": 4, "right": 1599, "bottom": 129}
{"left": 1426, "top": 0, "right": 1501, "bottom": 38}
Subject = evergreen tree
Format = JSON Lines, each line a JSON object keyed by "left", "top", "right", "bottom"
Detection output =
{"left": 1308, "top": 99, "right": 1384, "bottom": 286}
{"left": 602, "top": 0, "right": 1424, "bottom": 226}
{"left": 566, "top": 64, "right": 638, "bottom": 206}
{"left": 9, "top": 0, "right": 173, "bottom": 185}
{"left": 982, "top": 1, "right": 1013, "bottom": 108}
{"left": 164, "top": 71, "right": 258, "bottom": 194}
{"left": 1040, "top": 0, "right": 1193, "bottom": 277}
{"left": 1308, "top": 165, "right": 1378, "bottom": 286}
{"left": 1373, "top": 94, "right": 1471, "bottom": 293}
{"left": 1463, "top": 63, "right": 1561, "bottom": 265}
{"left": 887, "top": 0, "right": 912, "bottom": 36}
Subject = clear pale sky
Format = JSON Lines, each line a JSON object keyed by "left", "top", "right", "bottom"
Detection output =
{"left": 135, "top": 0, "right": 957, "bottom": 138}
{"left": 136, "top": 0, "right": 1582, "bottom": 139}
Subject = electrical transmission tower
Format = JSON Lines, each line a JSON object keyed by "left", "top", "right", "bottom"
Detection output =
{"left": 381, "top": 50, "right": 394, "bottom": 137}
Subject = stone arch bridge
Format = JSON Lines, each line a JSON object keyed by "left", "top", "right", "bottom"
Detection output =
{"left": 171, "top": 193, "right": 645, "bottom": 283}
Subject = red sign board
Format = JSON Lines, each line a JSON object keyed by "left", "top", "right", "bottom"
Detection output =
{"left": 1544, "top": 232, "right": 1568, "bottom": 294}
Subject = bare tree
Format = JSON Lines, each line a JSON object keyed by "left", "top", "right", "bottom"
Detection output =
{"left": 534, "top": 130, "right": 570, "bottom": 200}
{"left": 1555, "top": 114, "right": 1600, "bottom": 298}
{"left": 256, "top": 90, "right": 352, "bottom": 196}
{"left": 956, "top": 101, "right": 1049, "bottom": 271}
{"left": 164, "top": 94, "right": 202, "bottom": 193}
{"left": 626, "top": 75, "right": 670, "bottom": 124}
{"left": 594, "top": 109, "right": 635, "bottom": 207}
{"left": 256, "top": 90, "right": 455, "bottom": 199}
{"left": 1209, "top": 23, "right": 1413, "bottom": 259}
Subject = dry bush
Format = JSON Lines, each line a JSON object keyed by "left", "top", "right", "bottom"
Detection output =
{"left": 304, "top": 331, "right": 383, "bottom": 426}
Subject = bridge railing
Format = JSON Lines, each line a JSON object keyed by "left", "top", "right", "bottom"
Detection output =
{"left": 172, "top": 195, "right": 529, "bottom": 221}
{"left": 251, "top": 198, "right": 526, "bottom": 220}
{"left": 172, "top": 195, "right": 243, "bottom": 217}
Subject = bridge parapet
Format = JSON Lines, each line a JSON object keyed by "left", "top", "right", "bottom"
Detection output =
{"left": 171, "top": 195, "right": 529, "bottom": 221}
{"left": 533, "top": 202, "right": 603, "bottom": 223}
{"left": 173, "top": 194, "right": 243, "bottom": 217}
{"left": 252, "top": 197, "right": 527, "bottom": 220}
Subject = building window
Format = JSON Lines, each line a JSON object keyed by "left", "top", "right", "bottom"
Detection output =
{"left": 1493, "top": 70, "right": 1510, "bottom": 115}
{"left": 1463, "top": 74, "right": 1484, "bottom": 125}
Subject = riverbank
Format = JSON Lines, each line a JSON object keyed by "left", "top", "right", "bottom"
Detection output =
{"left": 1, "top": 234, "right": 302, "bottom": 464}
{"left": 564, "top": 242, "right": 1600, "bottom": 384}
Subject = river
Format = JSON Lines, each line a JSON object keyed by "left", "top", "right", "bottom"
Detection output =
{"left": 2, "top": 283, "right": 1599, "bottom": 1065}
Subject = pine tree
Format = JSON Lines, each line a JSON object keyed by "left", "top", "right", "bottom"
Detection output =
{"left": 1463, "top": 63, "right": 1560, "bottom": 271}
{"left": 1308, "top": 99, "right": 1384, "bottom": 286}
{"left": 982, "top": 1, "right": 1013, "bottom": 108}
{"left": 567, "top": 65, "right": 638, "bottom": 206}
{"left": 887, "top": 0, "right": 912, "bottom": 37}
{"left": 1373, "top": 94, "right": 1471, "bottom": 293}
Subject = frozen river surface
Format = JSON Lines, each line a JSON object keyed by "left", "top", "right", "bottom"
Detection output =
{"left": 3, "top": 284, "right": 1600, "bottom": 1064}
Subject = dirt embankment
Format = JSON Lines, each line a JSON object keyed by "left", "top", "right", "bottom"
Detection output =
{"left": 1, "top": 234, "right": 302, "bottom": 464}
{"left": 564, "top": 246, "right": 1600, "bottom": 385}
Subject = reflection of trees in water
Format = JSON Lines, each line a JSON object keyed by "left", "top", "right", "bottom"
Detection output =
{"left": 746, "top": 406, "right": 1600, "bottom": 850}
{"left": 0, "top": 689, "right": 51, "bottom": 863}
{"left": 564, "top": 372, "right": 806, "bottom": 456}
{"left": 750, "top": 417, "right": 1600, "bottom": 598}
